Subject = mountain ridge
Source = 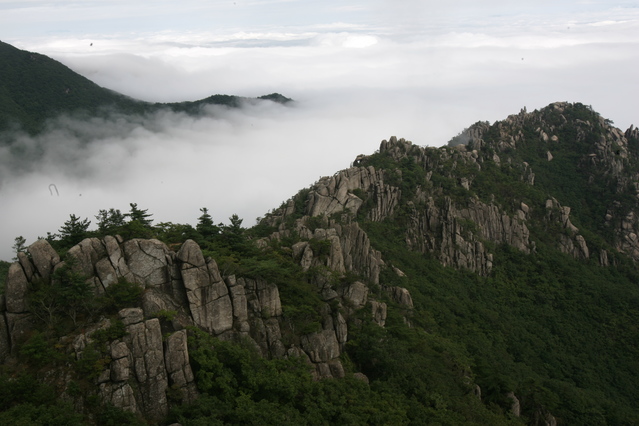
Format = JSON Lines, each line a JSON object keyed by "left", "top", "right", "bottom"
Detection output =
{"left": 0, "top": 40, "right": 291, "bottom": 135}
{"left": 1, "top": 55, "right": 638, "bottom": 424}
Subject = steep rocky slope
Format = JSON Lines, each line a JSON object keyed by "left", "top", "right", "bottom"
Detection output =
{"left": 1, "top": 228, "right": 406, "bottom": 421}
{"left": 2, "top": 102, "right": 639, "bottom": 425}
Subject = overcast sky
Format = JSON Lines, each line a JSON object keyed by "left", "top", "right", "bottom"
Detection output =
{"left": 1, "top": 0, "right": 638, "bottom": 260}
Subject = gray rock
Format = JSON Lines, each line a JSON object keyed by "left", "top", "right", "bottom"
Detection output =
{"left": 99, "top": 382, "right": 138, "bottom": 413}
{"left": 17, "top": 252, "right": 35, "bottom": 281}
{"left": 27, "top": 239, "right": 60, "bottom": 281}
{"left": 4, "top": 263, "right": 29, "bottom": 313}
{"left": 334, "top": 312, "right": 348, "bottom": 345}
{"left": 507, "top": 391, "right": 521, "bottom": 417}
{"left": 370, "top": 300, "right": 387, "bottom": 327}
{"left": 177, "top": 241, "right": 233, "bottom": 335}
{"left": 104, "top": 235, "right": 131, "bottom": 280}
{"left": 0, "top": 314, "right": 11, "bottom": 361}
{"left": 119, "top": 308, "right": 144, "bottom": 326}
{"left": 387, "top": 286, "right": 414, "bottom": 309}
{"left": 328, "top": 360, "right": 345, "bottom": 378}
{"left": 257, "top": 280, "right": 282, "bottom": 317}
{"left": 342, "top": 281, "right": 368, "bottom": 309}
{"left": 226, "top": 276, "right": 248, "bottom": 325}
{"left": 125, "top": 318, "right": 168, "bottom": 420}
{"left": 164, "top": 330, "right": 198, "bottom": 403}
{"left": 140, "top": 290, "right": 171, "bottom": 318}
{"left": 300, "top": 329, "right": 340, "bottom": 363}
{"left": 110, "top": 355, "right": 131, "bottom": 382}
{"left": 353, "top": 372, "right": 369, "bottom": 384}
{"left": 123, "top": 239, "right": 171, "bottom": 288}
{"left": 5, "top": 312, "right": 34, "bottom": 351}
{"left": 66, "top": 238, "right": 106, "bottom": 278}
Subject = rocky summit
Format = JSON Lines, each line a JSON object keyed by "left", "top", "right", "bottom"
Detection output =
{"left": 2, "top": 102, "right": 639, "bottom": 425}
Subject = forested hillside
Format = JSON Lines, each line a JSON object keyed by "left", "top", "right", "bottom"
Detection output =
{"left": 0, "top": 40, "right": 290, "bottom": 135}
{"left": 1, "top": 102, "right": 638, "bottom": 425}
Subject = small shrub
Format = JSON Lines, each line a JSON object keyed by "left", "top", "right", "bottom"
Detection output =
{"left": 19, "top": 332, "right": 60, "bottom": 368}
{"left": 92, "top": 320, "right": 127, "bottom": 344}
{"left": 308, "top": 238, "right": 332, "bottom": 259}
{"left": 75, "top": 344, "right": 110, "bottom": 380}
{"left": 99, "top": 278, "right": 143, "bottom": 313}
{"left": 153, "top": 309, "right": 177, "bottom": 322}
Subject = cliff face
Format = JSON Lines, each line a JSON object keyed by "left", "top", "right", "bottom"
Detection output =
{"left": 266, "top": 102, "right": 639, "bottom": 275}
{"left": 266, "top": 139, "right": 534, "bottom": 275}
{"left": 453, "top": 102, "right": 639, "bottom": 262}
{"left": 0, "top": 222, "right": 407, "bottom": 419}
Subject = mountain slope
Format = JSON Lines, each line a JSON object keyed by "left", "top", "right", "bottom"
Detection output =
{"left": 260, "top": 102, "right": 639, "bottom": 423}
{"left": 1, "top": 102, "right": 638, "bottom": 425}
{"left": 0, "top": 40, "right": 291, "bottom": 135}
{"left": 0, "top": 40, "right": 149, "bottom": 133}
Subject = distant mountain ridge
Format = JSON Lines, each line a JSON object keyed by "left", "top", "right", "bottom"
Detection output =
{"left": 0, "top": 40, "right": 291, "bottom": 135}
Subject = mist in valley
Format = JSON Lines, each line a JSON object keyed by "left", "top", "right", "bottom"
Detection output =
{"left": 1, "top": 1, "right": 638, "bottom": 260}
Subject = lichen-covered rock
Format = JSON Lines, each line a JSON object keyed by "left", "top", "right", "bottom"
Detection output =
{"left": 123, "top": 239, "right": 172, "bottom": 288}
{"left": 177, "top": 240, "right": 233, "bottom": 335}
{"left": 370, "top": 301, "right": 387, "bottom": 326}
{"left": 342, "top": 281, "right": 368, "bottom": 309}
{"left": 164, "top": 330, "right": 198, "bottom": 403}
{"left": 27, "top": 239, "right": 60, "bottom": 281}
{"left": 125, "top": 317, "right": 168, "bottom": 420}
{"left": 4, "top": 263, "right": 29, "bottom": 313}
{"left": 386, "top": 286, "right": 413, "bottom": 309}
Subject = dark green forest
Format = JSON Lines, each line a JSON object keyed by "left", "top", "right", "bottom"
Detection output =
{"left": 0, "top": 40, "right": 290, "bottom": 135}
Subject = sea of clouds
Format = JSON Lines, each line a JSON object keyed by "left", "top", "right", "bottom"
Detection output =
{"left": 1, "top": 1, "right": 638, "bottom": 259}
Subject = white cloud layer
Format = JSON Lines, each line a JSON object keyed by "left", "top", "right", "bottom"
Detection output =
{"left": 1, "top": 1, "right": 638, "bottom": 259}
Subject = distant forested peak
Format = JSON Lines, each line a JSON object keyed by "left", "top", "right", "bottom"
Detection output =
{"left": 0, "top": 40, "right": 292, "bottom": 135}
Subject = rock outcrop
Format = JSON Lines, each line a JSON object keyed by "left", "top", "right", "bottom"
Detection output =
{"left": 1, "top": 231, "right": 413, "bottom": 418}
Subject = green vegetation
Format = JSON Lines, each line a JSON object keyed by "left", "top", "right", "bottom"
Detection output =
{"left": 0, "top": 374, "right": 84, "bottom": 425}
{"left": 169, "top": 328, "right": 517, "bottom": 425}
{"left": 0, "top": 40, "right": 148, "bottom": 134}
{"left": 361, "top": 218, "right": 639, "bottom": 424}
{"left": 0, "top": 40, "right": 293, "bottom": 136}
{"left": 350, "top": 110, "right": 639, "bottom": 424}
{"left": 2, "top": 102, "right": 639, "bottom": 424}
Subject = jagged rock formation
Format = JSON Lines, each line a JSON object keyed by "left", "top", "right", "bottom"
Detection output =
{"left": 265, "top": 136, "right": 535, "bottom": 275}
{"left": 4, "top": 101, "right": 638, "bottom": 424}
{"left": 454, "top": 102, "right": 639, "bottom": 264}
{"left": 1, "top": 225, "right": 413, "bottom": 416}
{"left": 266, "top": 103, "right": 639, "bottom": 276}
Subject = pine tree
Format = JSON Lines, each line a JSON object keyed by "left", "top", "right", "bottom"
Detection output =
{"left": 12, "top": 236, "right": 26, "bottom": 261}
{"left": 58, "top": 215, "right": 91, "bottom": 247}
{"left": 95, "top": 208, "right": 126, "bottom": 234}
{"left": 196, "top": 207, "right": 220, "bottom": 240}
{"left": 126, "top": 203, "right": 153, "bottom": 227}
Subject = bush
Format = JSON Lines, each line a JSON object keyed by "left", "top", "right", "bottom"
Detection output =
{"left": 98, "top": 278, "right": 143, "bottom": 313}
